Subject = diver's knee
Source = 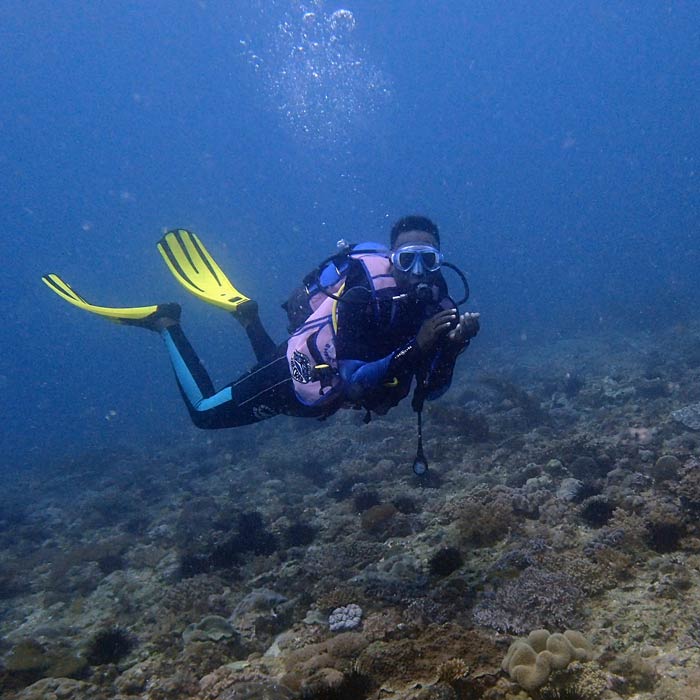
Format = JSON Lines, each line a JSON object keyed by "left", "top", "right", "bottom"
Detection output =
{"left": 188, "top": 410, "right": 216, "bottom": 430}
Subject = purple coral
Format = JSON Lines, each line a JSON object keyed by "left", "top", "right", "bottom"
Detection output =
{"left": 328, "top": 603, "right": 363, "bottom": 632}
{"left": 473, "top": 566, "right": 583, "bottom": 634}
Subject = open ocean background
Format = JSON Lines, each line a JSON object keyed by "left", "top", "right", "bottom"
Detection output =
{"left": 1, "top": 0, "right": 698, "bottom": 468}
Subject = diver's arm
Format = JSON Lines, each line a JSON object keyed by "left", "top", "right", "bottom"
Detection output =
{"left": 337, "top": 305, "right": 462, "bottom": 400}
{"left": 338, "top": 339, "right": 418, "bottom": 401}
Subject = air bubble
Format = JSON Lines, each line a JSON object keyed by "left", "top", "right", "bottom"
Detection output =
{"left": 244, "top": 3, "right": 389, "bottom": 145}
{"left": 329, "top": 9, "right": 355, "bottom": 32}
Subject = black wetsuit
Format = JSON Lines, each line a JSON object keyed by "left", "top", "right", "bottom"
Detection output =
{"left": 162, "top": 317, "right": 321, "bottom": 429}
{"left": 335, "top": 265, "right": 463, "bottom": 415}
{"left": 160, "top": 268, "right": 466, "bottom": 428}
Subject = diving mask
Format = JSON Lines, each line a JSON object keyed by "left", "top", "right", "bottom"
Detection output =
{"left": 391, "top": 245, "right": 443, "bottom": 275}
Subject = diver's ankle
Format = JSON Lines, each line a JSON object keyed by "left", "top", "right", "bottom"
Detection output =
{"left": 232, "top": 300, "right": 259, "bottom": 329}
{"left": 154, "top": 317, "right": 179, "bottom": 332}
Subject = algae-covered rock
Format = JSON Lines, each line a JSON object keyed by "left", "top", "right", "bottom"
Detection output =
{"left": 46, "top": 650, "right": 88, "bottom": 678}
{"left": 15, "top": 677, "right": 98, "bottom": 700}
{"left": 230, "top": 589, "right": 292, "bottom": 650}
{"left": 653, "top": 454, "right": 681, "bottom": 482}
{"left": 211, "top": 681, "right": 296, "bottom": 699}
{"left": 671, "top": 402, "right": 700, "bottom": 430}
{"left": 183, "top": 614, "right": 238, "bottom": 644}
{"left": 608, "top": 652, "right": 657, "bottom": 692}
{"left": 3, "top": 638, "right": 88, "bottom": 690}
{"left": 4, "top": 639, "right": 49, "bottom": 673}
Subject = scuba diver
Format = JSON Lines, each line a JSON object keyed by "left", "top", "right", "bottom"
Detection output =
{"left": 43, "top": 215, "right": 479, "bottom": 473}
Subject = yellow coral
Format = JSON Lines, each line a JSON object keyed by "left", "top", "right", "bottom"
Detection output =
{"left": 437, "top": 657, "right": 470, "bottom": 683}
{"left": 502, "top": 629, "right": 595, "bottom": 692}
{"left": 539, "top": 661, "right": 609, "bottom": 700}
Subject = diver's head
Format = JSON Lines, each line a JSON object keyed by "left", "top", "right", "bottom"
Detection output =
{"left": 390, "top": 215, "right": 442, "bottom": 290}
{"left": 390, "top": 215, "right": 440, "bottom": 249}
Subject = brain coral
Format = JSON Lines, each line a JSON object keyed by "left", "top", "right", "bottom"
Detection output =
{"left": 502, "top": 629, "right": 595, "bottom": 691}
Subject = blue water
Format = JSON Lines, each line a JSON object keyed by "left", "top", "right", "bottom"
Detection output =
{"left": 1, "top": 1, "right": 698, "bottom": 467}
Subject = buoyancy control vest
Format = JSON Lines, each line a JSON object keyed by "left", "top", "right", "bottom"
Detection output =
{"left": 284, "top": 242, "right": 398, "bottom": 408}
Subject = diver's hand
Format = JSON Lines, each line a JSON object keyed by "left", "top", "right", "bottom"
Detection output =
{"left": 416, "top": 309, "right": 459, "bottom": 352}
{"left": 446, "top": 312, "right": 480, "bottom": 348}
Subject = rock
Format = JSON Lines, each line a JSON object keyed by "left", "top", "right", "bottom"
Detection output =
{"left": 15, "top": 677, "right": 98, "bottom": 700}
{"left": 653, "top": 455, "right": 681, "bottom": 482}
{"left": 3, "top": 638, "right": 87, "bottom": 681}
{"left": 4, "top": 639, "right": 49, "bottom": 672}
{"left": 115, "top": 664, "right": 148, "bottom": 694}
{"left": 183, "top": 615, "right": 238, "bottom": 644}
{"left": 557, "top": 478, "right": 584, "bottom": 502}
{"left": 47, "top": 651, "right": 87, "bottom": 679}
{"left": 360, "top": 503, "right": 397, "bottom": 532}
{"left": 637, "top": 378, "right": 670, "bottom": 398}
{"left": 608, "top": 652, "right": 658, "bottom": 692}
{"left": 671, "top": 403, "right": 700, "bottom": 430}
{"left": 230, "top": 589, "right": 292, "bottom": 651}
{"left": 213, "top": 680, "right": 296, "bottom": 699}
{"left": 568, "top": 456, "right": 606, "bottom": 479}
{"left": 545, "top": 459, "right": 567, "bottom": 476}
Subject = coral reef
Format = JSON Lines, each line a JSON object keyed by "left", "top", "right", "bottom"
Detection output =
{"left": 3, "top": 322, "right": 700, "bottom": 698}
{"left": 453, "top": 486, "right": 519, "bottom": 547}
{"left": 279, "top": 630, "right": 370, "bottom": 695}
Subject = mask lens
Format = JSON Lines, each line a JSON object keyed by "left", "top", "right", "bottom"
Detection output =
{"left": 422, "top": 251, "right": 439, "bottom": 271}
{"left": 397, "top": 250, "right": 417, "bottom": 272}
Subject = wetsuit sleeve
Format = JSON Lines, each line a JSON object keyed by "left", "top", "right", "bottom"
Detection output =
{"left": 338, "top": 338, "right": 422, "bottom": 401}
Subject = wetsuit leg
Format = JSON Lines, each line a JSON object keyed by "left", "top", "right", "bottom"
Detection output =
{"left": 244, "top": 315, "right": 277, "bottom": 362}
{"left": 161, "top": 325, "right": 300, "bottom": 428}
